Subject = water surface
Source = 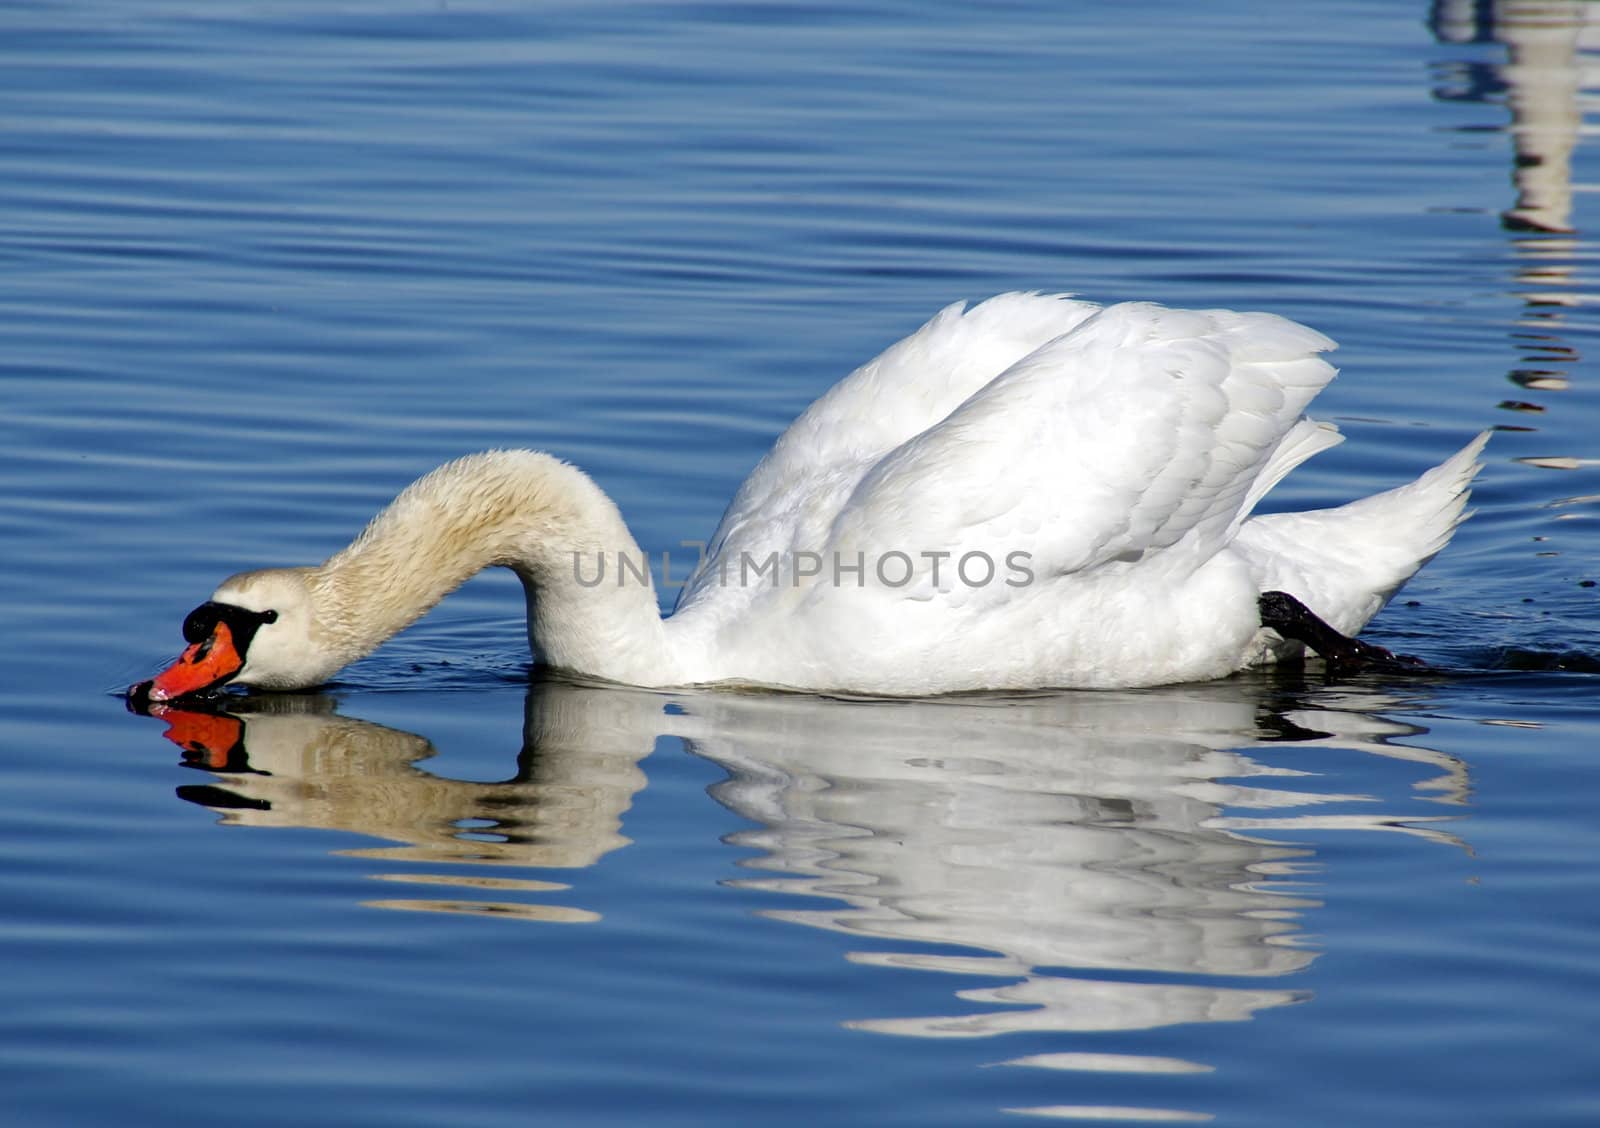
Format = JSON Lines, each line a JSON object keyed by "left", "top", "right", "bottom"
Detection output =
{"left": 3, "top": 1, "right": 1599, "bottom": 1125}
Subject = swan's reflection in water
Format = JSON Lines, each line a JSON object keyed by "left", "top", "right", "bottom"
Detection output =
{"left": 141, "top": 676, "right": 1467, "bottom": 1048}
{"left": 682, "top": 683, "right": 1465, "bottom": 1044}
{"left": 152, "top": 684, "right": 657, "bottom": 922}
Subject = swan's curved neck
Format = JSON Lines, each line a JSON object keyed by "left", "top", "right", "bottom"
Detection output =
{"left": 312, "top": 451, "right": 673, "bottom": 684}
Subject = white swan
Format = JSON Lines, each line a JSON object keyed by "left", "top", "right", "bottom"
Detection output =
{"left": 133, "top": 293, "right": 1488, "bottom": 701}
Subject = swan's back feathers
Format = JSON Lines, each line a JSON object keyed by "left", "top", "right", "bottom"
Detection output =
{"left": 741, "top": 292, "right": 1099, "bottom": 500}
{"left": 681, "top": 294, "right": 1099, "bottom": 607}
{"left": 820, "top": 301, "right": 1339, "bottom": 583}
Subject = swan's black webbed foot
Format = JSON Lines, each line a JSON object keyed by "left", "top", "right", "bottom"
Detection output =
{"left": 1257, "top": 590, "right": 1426, "bottom": 676}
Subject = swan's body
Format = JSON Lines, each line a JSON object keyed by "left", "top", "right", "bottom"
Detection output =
{"left": 138, "top": 294, "right": 1487, "bottom": 700}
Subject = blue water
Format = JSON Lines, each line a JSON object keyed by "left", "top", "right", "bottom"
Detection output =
{"left": 4, "top": 0, "right": 1600, "bottom": 1123}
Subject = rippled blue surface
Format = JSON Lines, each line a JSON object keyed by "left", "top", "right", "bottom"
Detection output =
{"left": 4, "top": 1, "right": 1600, "bottom": 1124}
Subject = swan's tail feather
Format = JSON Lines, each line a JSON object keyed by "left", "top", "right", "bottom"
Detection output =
{"left": 1233, "top": 431, "right": 1490, "bottom": 636}
{"left": 1394, "top": 429, "right": 1491, "bottom": 561}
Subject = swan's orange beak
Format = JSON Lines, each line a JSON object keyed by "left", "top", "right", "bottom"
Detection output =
{"left": 133, "top": 621, "right": 246, "bottom": 703}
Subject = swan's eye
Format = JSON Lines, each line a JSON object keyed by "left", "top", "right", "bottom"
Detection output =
{"left": 261, "top": 609, "right": 278, "bottom": 625}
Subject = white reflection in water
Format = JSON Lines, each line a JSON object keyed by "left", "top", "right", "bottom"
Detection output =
{"left": 681, "top": 683, "right": 1462, "bottom": 1039}
{"left": 1433, "top": 0, "right": 1599, "bottom": 422}
{"left": 1435, "top": 0, "right": 1600, "bottom": 236}
{"left": 143, "top": 674, "right": 1467, "bottom": 1045}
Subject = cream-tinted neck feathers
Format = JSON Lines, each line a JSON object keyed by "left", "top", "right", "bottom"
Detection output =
{"left": 256, "top": 451, "right": 672, "bottom": 686}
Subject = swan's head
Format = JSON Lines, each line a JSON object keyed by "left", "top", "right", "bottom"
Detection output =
{"left": 131, "top": 568, "right": 342, "bottom": 702}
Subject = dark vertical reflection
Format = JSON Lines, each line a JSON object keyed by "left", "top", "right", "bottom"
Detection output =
{"left": 1430, "top": 1, "right": 1596, "bottom": 452}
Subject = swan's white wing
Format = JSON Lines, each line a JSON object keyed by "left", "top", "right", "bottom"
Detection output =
{"left": 820, "top": 302, "right": 1339, "bottom": 586}
{"left": 734, "top": 293, "right": 1101, "bottom": 502}
{"left": 678, "top": 293, "right": 1100, "bottom": 609}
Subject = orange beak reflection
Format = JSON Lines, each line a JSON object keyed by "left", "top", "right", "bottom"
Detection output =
{"left": 147, "top": 704, "right": 247, "bottom": 771}
{"left": 139, "top": 621, "right": 245, "bottom": 703}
